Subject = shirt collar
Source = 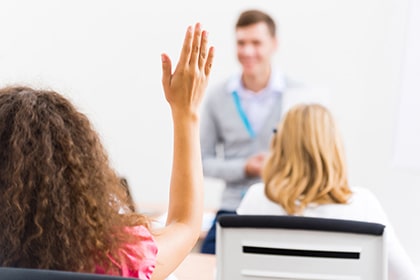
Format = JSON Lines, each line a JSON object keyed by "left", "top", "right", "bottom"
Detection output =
{"left": 226, "top": 67, "right": 286, "bottom": 95}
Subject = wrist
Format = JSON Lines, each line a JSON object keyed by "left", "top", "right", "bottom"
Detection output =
{"left": 171, "top": 108, "right": 200, "bottom": 124}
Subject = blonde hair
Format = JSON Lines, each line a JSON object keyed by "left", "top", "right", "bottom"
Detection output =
{"left": 263, "top": 103, "right": 352, "bottom": 214}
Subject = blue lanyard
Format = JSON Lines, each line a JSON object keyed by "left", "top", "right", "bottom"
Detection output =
{"left": 232, "top": 91, "right": 255, "bottom": 138}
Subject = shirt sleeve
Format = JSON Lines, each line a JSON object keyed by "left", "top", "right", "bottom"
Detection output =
{"left": 119, "top": 226, "right": 158, "bottom": 280}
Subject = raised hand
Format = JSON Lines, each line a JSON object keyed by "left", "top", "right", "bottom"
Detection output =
{"left": 151, "top": 23, "right": 214, "bottom": 280}
{"left": 161, "top": 23, "right": 214, "bottom": 117}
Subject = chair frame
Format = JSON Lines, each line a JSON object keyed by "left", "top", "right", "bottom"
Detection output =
{"left": 0, "top": 267, "right": 138, "bottom": 280}
{"left": 216, "top": 215, "right": 387, "bottom": 280}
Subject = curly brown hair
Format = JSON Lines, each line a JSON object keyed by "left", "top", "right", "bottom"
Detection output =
{"left": 0, "top": 86, "right": 149, "bottom": 273}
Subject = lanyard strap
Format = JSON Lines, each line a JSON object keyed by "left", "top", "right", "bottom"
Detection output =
{"left": 232, "top": 91, "right": 255, "bottom": 138}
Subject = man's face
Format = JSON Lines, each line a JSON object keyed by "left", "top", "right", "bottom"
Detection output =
{"left": 236, "top": 22, "right": 277, "bottom": 78}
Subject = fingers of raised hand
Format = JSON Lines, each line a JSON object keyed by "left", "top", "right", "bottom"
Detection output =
{"left": 192, "top": 23, "right": 214, "bottom": 77}
{"left": 189, "top": 23, "right": 203, "bottom": 67}
{"left": 204, "top": 46, "right": 214, "bottom": 77}
{"left": 161, "top": 53, "right": 172, "bottom": 91}
{"left": 177, "top": 23, "right": 214, "bottom": 77}
{"left": 178, "top": 25, "right": 194, "bottom": 68}
{"left": 197, "top": 30, "right": 208, "bottom": 70}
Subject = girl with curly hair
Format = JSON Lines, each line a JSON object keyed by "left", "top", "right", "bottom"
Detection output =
{"left": 0, "top": 23, "right": 214, "bottom": 280}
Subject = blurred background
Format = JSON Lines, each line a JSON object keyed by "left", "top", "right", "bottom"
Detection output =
{"left": 0, "top": 0, "right": 419, "bottom": 271}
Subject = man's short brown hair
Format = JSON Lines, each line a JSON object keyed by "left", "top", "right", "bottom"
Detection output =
{"left": 236, "top": 9, "right": 276, "bottom": 37}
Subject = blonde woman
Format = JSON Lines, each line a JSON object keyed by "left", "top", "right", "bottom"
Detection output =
{"left": 237, "top": 104, "right": 418, "bottom": 280}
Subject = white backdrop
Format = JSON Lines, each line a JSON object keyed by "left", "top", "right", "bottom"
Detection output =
{"left": 393, "top": 0, "right": 420, "bottom": 170}
{"left": 0, "top": 0, "right": 419, "bottom": 269}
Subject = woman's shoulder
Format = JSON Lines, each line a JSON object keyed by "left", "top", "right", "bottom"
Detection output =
{"left": 348, "top": 186, "right": 390, "bottom": 224}
{"left": 247, "top": 182, "right": 265, "bottom": 194}
{"left": 242, "top": 182, "right": 267, "bottom": 202}
{"left": 237, "top": 183, "right": 286, "bottom": 215}
{"left": 349, "top": 186, "right": 380, "bottom": 203}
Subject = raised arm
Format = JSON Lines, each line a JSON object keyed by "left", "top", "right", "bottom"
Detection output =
{"left": 151, "top": 23, "right": 214, "bottom": 280}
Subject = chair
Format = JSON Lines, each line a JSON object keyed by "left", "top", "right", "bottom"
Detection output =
{"left": 0, "top": 267, "right": 138, "bottom": 280}
{"left": 216, "top": 215, "right": 387, "bottom": 280}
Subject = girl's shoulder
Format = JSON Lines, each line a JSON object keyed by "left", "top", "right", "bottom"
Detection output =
{"left": 109, "top": 225, "right": 158, "bottom": 279}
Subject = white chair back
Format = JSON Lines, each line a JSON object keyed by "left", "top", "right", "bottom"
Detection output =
{"left": 216, "top": 215, "right": 387, "bottom": 280}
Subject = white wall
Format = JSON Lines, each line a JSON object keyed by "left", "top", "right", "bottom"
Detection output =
{"left": 0, "top": 0, "right": 419, "bottom": 269}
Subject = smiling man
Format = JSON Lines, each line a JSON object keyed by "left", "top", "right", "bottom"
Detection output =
{"left": 199, "top": 9, "right": 305, "bottom": 254}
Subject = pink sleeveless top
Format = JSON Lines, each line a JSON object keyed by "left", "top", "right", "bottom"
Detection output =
{"left": 95, "top": 225, "right": 158, "bottom": 279}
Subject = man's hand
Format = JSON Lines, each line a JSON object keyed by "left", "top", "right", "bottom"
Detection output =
{"left": 245, "top": 152, "right": 267, "bottom": 177}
